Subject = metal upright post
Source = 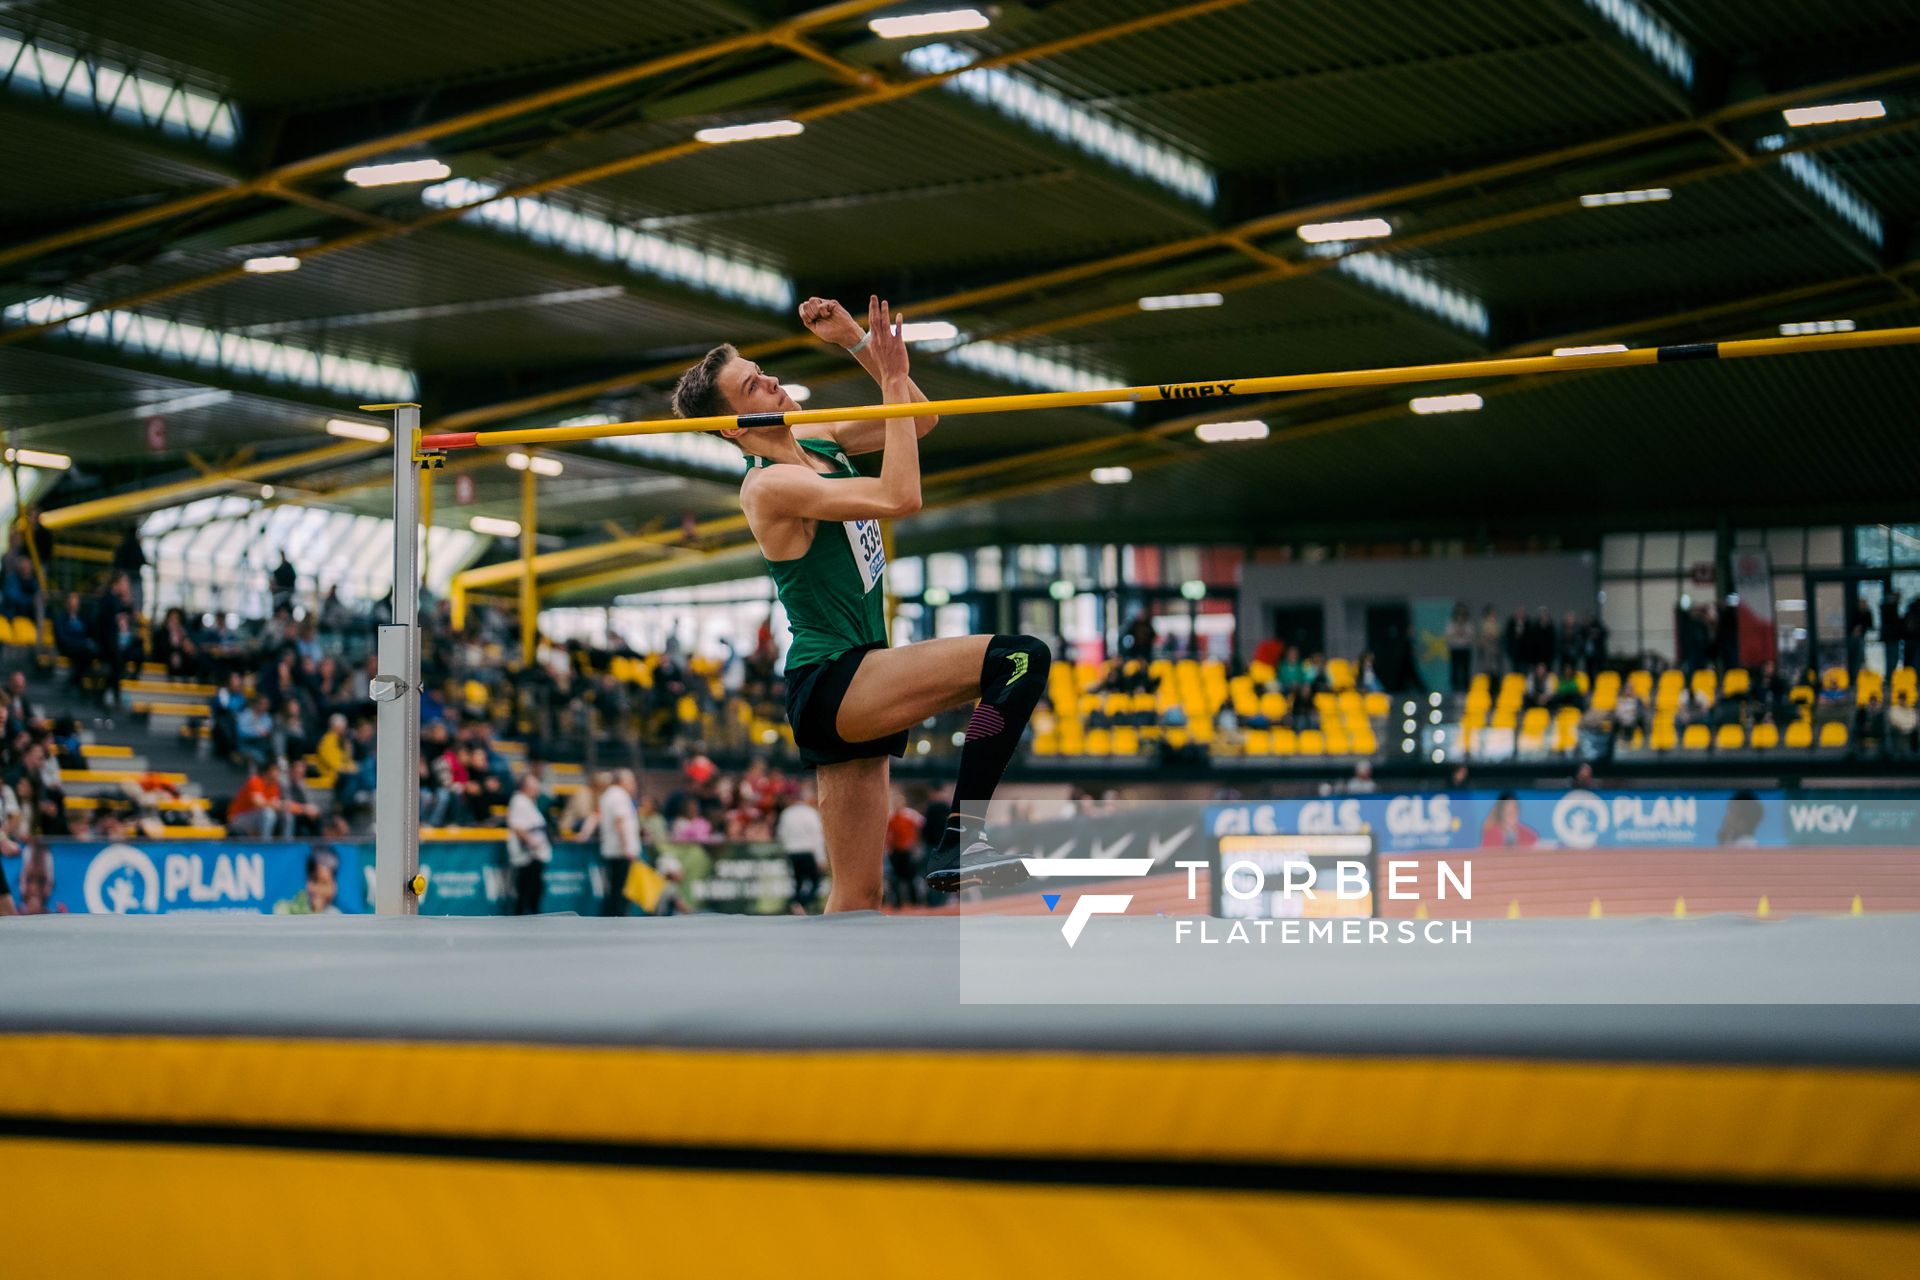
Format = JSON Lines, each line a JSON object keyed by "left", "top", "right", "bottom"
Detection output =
{"left": 370, "top": 403, "right": 424, "bottom": 915}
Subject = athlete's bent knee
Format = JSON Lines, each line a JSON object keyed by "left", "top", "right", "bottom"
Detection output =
{"left": 982, "top": 634, "right": 1050, "bottom": 699}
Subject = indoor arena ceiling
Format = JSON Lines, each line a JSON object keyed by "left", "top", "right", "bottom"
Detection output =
{"left": 2, "top": 0, "right": 1917, "bottom": 598}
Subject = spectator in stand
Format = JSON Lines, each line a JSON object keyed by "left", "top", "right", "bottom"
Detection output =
{"left": 1527, "top": 608, "right": 1558, "bottom": 671}
{"left": 1276, "top": 645, "right": 1305, "bottom": 693}
{"left": 1881, "top": 592, "right": 1904, "bottom": 674}
{"left": 1445, "top": 604, "right": 1474, "bottom": 692}
{"left": 317, "top": 715, "right": 364, "bottom": 813}
{"left": 506, "top": 772, "right": 552, "bottom": 915}
{"left": 1355, "top": 651, "right": 1384, "bottom": 694}
{"left": 236, "top": 696, "right": 275, "bottom": 769}
{"left": 53, "top": 593, "right": 96, "bottom": 691}
{"left": 111, "top": 527, "right": 147, "bottom": 615}
{"left": 597, "top": 770, "right": 641, "bottom": 918}
{"left": 1474, "top": 605, "right": 1499, "bottom": 679}
{"left": 227, "top": 761, "right": 281, "bottom": 838}
{"left": 150, "top": 608, "right": 200, "bottom": 679}
{"left": 0, "top": 549, "right": 37, "bottom": 622}
{"left": 1524, "top": 663, "right": 1555, "bottom": 709}
{"left": 1613, "top": 684, "right": 1645, "bottom": 745}
{"left": 779, "top": 780, "right": 825, "bottom": 914}
{"left": 281, "top": 760, "right": 322, "bottom": 837}
{"left": 1557, "top": 612, "right": 1583, "bottom": 670}
{"left": 1848, "top": 597, "right": 1872, "bottom": 677}
{"left": 212, "top": 673, "right": 247, "bottom": 762}
{"left": 1347, "top": 761, "right": 1377, "bottom": 794}
{"left": 1501, "top": 607, "right": 1527, "bottom": 676}
{"left": 1855, "top": 694, "right": 1887, "bottom": 754}
{"left": 1547, "top": 665, "right": 1585, "bottom": 711}
{"left": 7, "top": 673, "right": 42, "bottom": 734}
{"left": 884, "top": 788, "right": 924, "bottom": 907}
{"left": 270, "top": 552, "right": 298, "bottom": 614}
{"left": 1888, "top": 691, "right": 1918, "bottom": 757}
{"left": 1905, "top": 595, "right": 1920, "bottom": 670}
{"left": 1582, "top": 612, "right": 1609, "bottom": 678}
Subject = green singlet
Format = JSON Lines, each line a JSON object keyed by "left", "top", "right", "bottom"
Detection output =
{"left": 747, "top": 436, "right": 888, "bottom": 669}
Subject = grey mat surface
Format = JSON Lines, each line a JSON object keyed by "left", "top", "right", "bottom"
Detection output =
{"left": 2, "top": 913, "right": 1917, "bottom": 1066}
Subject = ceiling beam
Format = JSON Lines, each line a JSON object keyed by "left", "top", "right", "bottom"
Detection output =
{"left": 0, "top": 0, "right": 904, "bottom": 273}
{"left": 0, "top": 0, "right": 1250, "bottom": 355}
{"left": 418, "top": 55, "right": 1920, "bottom": 434}
{"left": 41, "top": 441, "right": 377, "bottom": 529}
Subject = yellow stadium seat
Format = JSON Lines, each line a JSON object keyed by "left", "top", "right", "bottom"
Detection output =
{"left": 1789, "top": 685, "right": 1814, "bottom": 707}
{"left": 1818, "top": 721, "right": 1848, "bottom": 749}
{"left": 1164, "top": 729, "right": 1189, "bottom": 751}
{"left": 1681, "top": 724, "right": 1710, "bottom": 751}
{"left": 1324, "top": 659, "right": 1355, "bottom": 691}
{"left": 1721, "top": 668, "right": 1750, "bottom": 697}
{"left": 1271, "top": 727, "right": 1297, "bottom": 755}
{"left": 1258, "top": 691, "right": 1287, "bottom": 723}
{"left": 1552, "top": 707, "right": 1581, "bottom": 752}
{"left": 676, "top": 694, "right": 699, "bottom": 723}
{"left": 1628, "top": 670, "right": 1653, "bottom": 701}
{"left": 1655, "top": 670, "right": 1684, "bottom": 708}
{"left": 1649, "top": 719, "right": 1678, "bottom": 751}
{"left": 1491, "top": 708, "right": 1518, "bottom": 731}
{"left": 1591, "top": 671, "right": 1620, "bottom": 711}
{"left": 1244, "top": 729, "right": 1271, "bottom": 755}
{"left": 1518, "top": 707, "right": 1550, "bottom": 750}
{"left": 1784, "top": 721, "right": 1813, "bottom": 749}
{"left": 1856, "top": 670, "right": 1884, "bottom": 704}
{"left": 1351, "top": 728, "right": 1378, "bottom": 754}
{"left": 1230, "top": 676, "right": 1258, "bottom": 718}
{"left": 6, "top": 617, "right": 32, "bottom": 647}
{"left": 1111, "top": 727, "right": 1140, "bottom": 755}
{"left": 1690, "top": 669, "right": 1717, "bottom": 702}
{"left": 1894, "top": 668, "right": 1918, "bottom": 694}
{"left": 1032, "top": 732, "right": 1058, "bottom": 756}
{"left": 1248, "top": 660, "right": 1275, "bottom": 685}
{"left": 1821, "top": 667, "right": 1849, "bottom": 692}
{"left": 1750, "top": 722, "right": 1779, "bottom": 750}
{"left": 1364, "top": 691, "right": 1390, "bottom": 717}
{"left": 1715, "top": 723, "right": 1745, "bottom": 750}
{"left": 1085, "top": 728, "right": 1111, "bottom": 755}
{"left": 1296, "top": 730, "right": 1325, "bottom": 756}
{"left": 1323, "top": 730, "right": 1351, "bottom": 755}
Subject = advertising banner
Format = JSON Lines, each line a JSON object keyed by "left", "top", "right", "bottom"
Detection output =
{"left": 37, "top": 840, "right": 371, "bottom": 916}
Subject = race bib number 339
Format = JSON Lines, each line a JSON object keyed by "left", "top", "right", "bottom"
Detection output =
{"left": 845, "top": 518, "right": 886, "bottom": 594}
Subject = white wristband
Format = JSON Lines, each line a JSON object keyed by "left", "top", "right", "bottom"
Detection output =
{"left": 845, "top": 329, "right": 871, "bottom": 355}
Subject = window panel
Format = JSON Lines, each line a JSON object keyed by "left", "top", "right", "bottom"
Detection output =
{"left": 1766, "top": 528, "right": 1804, "bottom": 570}
{"left": 1600, "top": 579, "right": 1638, "bottom": 654}
{"left": 1640, "top": 532, "right": 1681, "bottom": 573}
{"left": 1807, "top": 526, "right": 1844, "bottom": 569}
{"left": 1682, "top": 530, "right": 1716, "bottom": 569}
{"left": 1855, "top": 524, "right": 1891, "bottom": 567}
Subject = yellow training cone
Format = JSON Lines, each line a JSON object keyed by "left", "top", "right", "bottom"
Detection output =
{"left": 1588, "top": 898, "right": 1603, "bottom": 919}
{"left": 1673, "top": 897, "right": 1688, "bottom": 919}
{"left": 1506, "top": 899, "right": 1521, "bottom": 920}
{"left": 1851, "top": 895, "right": 1864, "bottom": 916}
{"left": 1757, "top": 895, "right": 1771, "bottom": 918}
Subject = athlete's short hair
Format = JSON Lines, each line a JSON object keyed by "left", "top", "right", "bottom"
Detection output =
{"left": 671, "top": 343, "right": 738, "bottom": 422}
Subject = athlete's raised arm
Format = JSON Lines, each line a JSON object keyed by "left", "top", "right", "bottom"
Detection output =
{"left": 742, "top": 297, "right": 922, "bottom": 523}
{"left": 796, "top": 294, "right": 938, "bottom": 455}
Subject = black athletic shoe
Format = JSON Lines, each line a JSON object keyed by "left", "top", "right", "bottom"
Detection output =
{"left": 924, "top": 828, "right": 1030, "bottom": 893}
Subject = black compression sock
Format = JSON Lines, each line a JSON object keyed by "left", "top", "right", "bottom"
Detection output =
{"left": 949, "top": 634, "right": 1050, "bottom": 828}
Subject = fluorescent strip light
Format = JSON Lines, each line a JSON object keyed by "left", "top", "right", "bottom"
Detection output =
{"left": 942, "top": 339, "right": 1130, "bottom": 415}
{"left": 1138, "top": 292, "right": 1225, "bottom": 311}
{"left": 1779, "top": 319, "right": 1854, "bottom": 336}
{"left": 325, "top": 418, "right": 391, "bottom": 443}
{"left": 1091, "top": 466, "right": 1133, "bottom": 484}
{"left": 694, "top": 120, "right": 805, "bottom": 144}
{"left": 507, "top": 452, "right": 564, "bottom": 477}
{"left": 1195, "top": 420, "right": 1269, "bottom": 443}
{"left": 1580, "top": 0, "right": 1693, "bottom": 87}
{"left": 1776, "top": 151, "right": 1884, "bottom": 245}
{"left": 780, "top": 384, "right": 812, "bottom": 402}
{"left": 1410, "top": 393, "right": 1483, "bottom": 415}
{"left": 902, "top": 44, "right": 1214, "bottom": 205}
{"left": 1579, "top": 188, "right": 1671, "bottom": 207}
{"left": 242, "top": 255, "right": 301, "bottom": 274}
{"left": 423, "top": 178, "right": 792, "bottom": 310}
{"left": 1335, "top": 253, "right": 1489, "bottom": 336}
{"left": 3, "top": 447, "right": 71, "bottom": 470}
{"left": 870, "top": 9, "right": 990, "bottom": 38}
{"left": 900, "top": 320, "right": 960, "bottom": 343}
{"left": 1553, "top": 344, "right": 1630, "bottom": 356}
{"left": 3, "top": 293, "right": 416, "bottom": 400}
{"left": 0, "top": 30, "right": 239, "bottom": 145}
{"left": 345, "top": 159, "right": 451, "bottom": 187}
{"left": 471, "top": 515, "right": 522, "bottom": 538}
{"left": 1783, "top": 100, "right": 1885, "bottom": 127}
{"left": 1297, "top": 217, "right": 1392, "bottom": 243}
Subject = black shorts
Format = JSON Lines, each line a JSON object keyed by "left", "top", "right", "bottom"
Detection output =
{"left": 785, "top": 643, "right": 908, "bottom": 769}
